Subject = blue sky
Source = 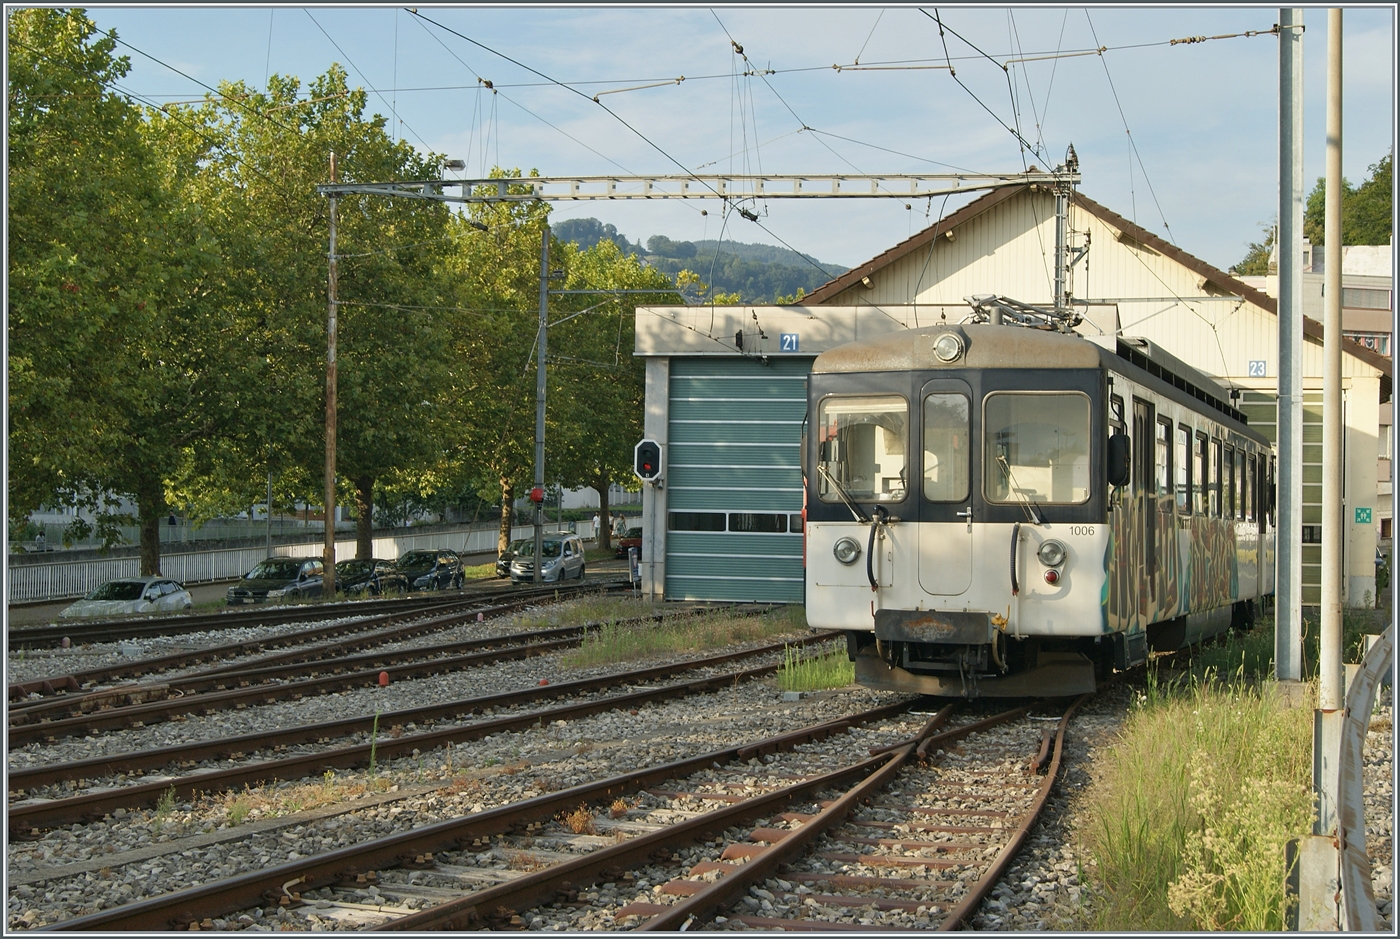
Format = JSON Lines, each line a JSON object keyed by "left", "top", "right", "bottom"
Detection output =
{"left": 83, "top": 5, "right": 1395, "bottom": 274}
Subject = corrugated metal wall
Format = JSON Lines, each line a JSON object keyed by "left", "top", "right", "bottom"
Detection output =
{"left": 665, "top": 357, "right": 810, "bottom": 602}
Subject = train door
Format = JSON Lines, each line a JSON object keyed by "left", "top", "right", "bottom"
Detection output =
{"left": 1132, "top": 399, "right": 1157, "bottom": 606}
{"left": 919, "top": 379, "right": 973, "bottom": 595}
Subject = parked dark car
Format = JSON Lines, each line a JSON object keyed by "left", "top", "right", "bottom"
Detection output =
{"left": 334, "top": 558, "right": 409, "bottom": 597}
{"left": 614, "top": 526, "right": 643, "bottom": 559}
{"left": 496, "top": 539, "right": 529, "bottom": 578}
{"left": 396, "top": 549, "right": 465, "bottom": 591}
{"left": 226, "top": 557, "right": 323, "bottom": 605}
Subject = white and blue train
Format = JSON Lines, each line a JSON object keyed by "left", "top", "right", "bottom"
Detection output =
{"left": 803, "top": 297, "right": 1275, "bottom": 696}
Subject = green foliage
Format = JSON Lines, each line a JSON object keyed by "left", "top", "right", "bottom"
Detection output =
{"left": 1304, "top": 151, "right": 1393, "bottom": 246}
{"left": 1231, "top": 224, "right": 1275, "bottom": 276}
{"left": 1085, "top": 668, "right": 1313, "bottom": 931}
{"left": 777, "top": 643, "right": 854, "bottom": 691}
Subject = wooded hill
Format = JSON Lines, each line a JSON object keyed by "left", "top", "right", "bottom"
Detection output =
{"left": 552, "top": 218, "right": 849, "bottom": 304}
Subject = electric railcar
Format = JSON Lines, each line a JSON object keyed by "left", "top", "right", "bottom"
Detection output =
{"left": 804, "top": 298, "right": 1275, "bottom": 697}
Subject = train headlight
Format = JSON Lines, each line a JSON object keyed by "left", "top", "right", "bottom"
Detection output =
{"left": 1037, "top": 540, "right": 1067, "bottom": 567}
{"left": 933, "top": 332, "right": 964, "bottom": 363}
{"left": 833, "top": 537, "right": 862, "bottom": 565}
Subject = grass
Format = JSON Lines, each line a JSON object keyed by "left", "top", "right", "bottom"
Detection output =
{"left": 777, "top": 643, "right": 854, "bottom": 692}
{"left": 461, "top": 562, "right": 497, "bottom": 580}
{"left": 557, "top": 604, "right": 809, "bottom": 668}
{"left": 1083, "top": 631, "right": 1316, "bottom": 931}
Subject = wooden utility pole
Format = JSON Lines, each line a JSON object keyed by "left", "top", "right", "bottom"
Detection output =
{"left": 324, "top": 152, "right": 339, "bottom": 598}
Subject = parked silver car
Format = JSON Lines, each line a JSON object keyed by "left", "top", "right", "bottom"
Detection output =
{"left": 510, "top": 534, "right": 586, "bottom": 584}
{"left": 60, "top": 577, "right": 194, "bottom": 619}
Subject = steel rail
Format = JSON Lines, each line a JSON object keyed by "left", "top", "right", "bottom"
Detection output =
{"left": 8, "top": 579, "right": 623, "bottom": 695}
{"left": 635, "top": 705, "right": 959, "bottom": 932}
{"left": 35, "top": 701, "right": 913, "bottom": 932}
{"left": 6, "top": 596, "right": 607, "bottom": 722}
{"left": 937, "top": 693, "right": 1089, "bottom": 930}
{"left": 7, "top": 589, "right": 491, "bottom": 650}
{"left": 1338, "top": 625, "right": 1392, "bottom": 931}
{"left": 9, "top": 596, "right": 613, "bottom": 720}
{"left": 7, "top": 599, "right": 467, "bottom": 700}
{"left": 10, "top": 635, "right": 841, "bottom": 830}
{"left": 10, "top": 595, "right": 661, "bottom": 745}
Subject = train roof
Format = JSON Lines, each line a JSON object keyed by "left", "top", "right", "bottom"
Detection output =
{"left": 811, "top": 323, "right": 1265, "bottom": 443}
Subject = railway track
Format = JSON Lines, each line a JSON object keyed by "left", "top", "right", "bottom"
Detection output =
{"left": 9, "top": 631, "right": 830, "bottom": 832}
{"left": 7, "top": 579, "right": 628, "bottom": 704}
{"left": 8, "top": 595, "right": 664, "bottom": 741}
{"left": 7, "top": 576, "right": 625, "bottom": 651}
{"left": 27, "top": 694, "right": 1088, "bottom": 931}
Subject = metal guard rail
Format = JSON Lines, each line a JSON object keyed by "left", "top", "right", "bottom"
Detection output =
{"left": 1339, "top": 624, "right": 1393, "bottom": 932}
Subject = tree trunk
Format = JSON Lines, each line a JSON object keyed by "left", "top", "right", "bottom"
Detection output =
{"left": 354, "top": 474, "right": 374, "bottom": 560}
{"left": 498, "top": 478, "right": 514, "bottom": 555}
{"left": 592, "top": 470, "right": 612, "bottom": 551}
{"left": 134, "top": 470, "right": 166, "bottom": 576}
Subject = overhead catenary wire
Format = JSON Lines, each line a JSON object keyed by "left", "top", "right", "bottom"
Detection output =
{"left": 1084, "top": 10, "right": 1174, "bottom": 243}
{"left": 409, "top": 8, "right": 835, "bottom": 282}
{"left": 304, "top": 9, "right": 434, "bottom": 155}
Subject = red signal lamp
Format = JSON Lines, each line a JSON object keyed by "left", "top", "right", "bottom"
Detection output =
{"left": 1043, "top": 569, "right": 1060, "bottom": 585}
{"left": 529, "top": 486, "right": 545, "bottom": 503}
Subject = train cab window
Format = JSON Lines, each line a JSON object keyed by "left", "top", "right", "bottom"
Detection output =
{"left": 1176, "top": 425, "right": 1191, "bottom": 514}
{"left": 817, "top": 395, "right": 908, "bottom": 504}
{"left": 983, "top": 392, "right": 1091, "bottom": 505}
{"left": 1155, "top": 418, "right": 1172, "bottom": 500}
{"left": 1210, "top": 438, "right": 1223, "bottom": 516}
{"left": 1194, "top": 431, "right": 1208, "bottom": 515}
{"left": 922, "top": 393, "right": 970, "bottom": 502}
{"left": 1109, "top": 395, "right": 1125, "bottom": 433}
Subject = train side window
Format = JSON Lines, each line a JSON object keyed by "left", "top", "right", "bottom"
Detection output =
{"left": 1236, "top": 450, "right": 1246, "bottom": 520}
{"left": 1247, "top": 453, "right": 1258, "bottom": 522}
{"left": 816, "top": 395, "right": 908, "bottom": 504}
{"left": 1210, "top": 438, "right": 1223, "bottom": 516}
{"left": 1175, "top": 424, "right": 1190, "bottom": 514}
{"left": 1194, "top": 432, "right": 1208, "bottom": 515}
{"left": 922, "top": 393, "right": 970, "bottom": 502}
{"left": 1155, "top": 418, "right": 1172, "bottom": 500}
{"left": 1224, "top": 446, "right": 1237, "bottom": 519}
{"left": 1109, "top": 394, "right": 1125, "bottom": 433}
{"left": 1268, "top": 456, "right": 1277, "bottom": 527}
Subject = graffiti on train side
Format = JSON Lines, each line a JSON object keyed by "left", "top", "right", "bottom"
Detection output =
{"left": 1104, "top": 491, "right": 1235, "bottom": 633}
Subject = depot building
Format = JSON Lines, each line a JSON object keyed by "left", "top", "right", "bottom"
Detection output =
{"left": 632, "top": 185, "right": 1391, "bottom": 607}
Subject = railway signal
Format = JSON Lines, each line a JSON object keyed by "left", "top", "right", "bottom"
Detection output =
{"left": 634, "top": 439, "right": 662, "bottom": 482}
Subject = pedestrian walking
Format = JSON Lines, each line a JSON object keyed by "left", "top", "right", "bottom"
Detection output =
{"left": 592, "top": 513, "right": 601, "bottom": 540}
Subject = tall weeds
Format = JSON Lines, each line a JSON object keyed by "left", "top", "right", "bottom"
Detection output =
{"left": 1086, "top": 665, "right": 1313, "bottom": 930}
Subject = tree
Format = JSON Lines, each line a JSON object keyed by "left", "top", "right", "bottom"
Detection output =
{"left": 439, "top": 172, "right": 556, "bottom": 556}
{"left": 1231, "top": 224, "right": 1276, "bottom": 276}
{"left": 157, "top": 67, "right": 459, "bottom": 564}
{"left": 547, "top": 239, "right": 680, "bottom": 548}
{"left": 8, "top": 8, "right": 208, "bottom": 572}
{"left": 1304, "top": 151, "right": 1393, "bottom": 246}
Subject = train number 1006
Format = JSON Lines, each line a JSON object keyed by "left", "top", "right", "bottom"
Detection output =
{"left": 1068, "top": 525, "right": 1096, "bottom": 537}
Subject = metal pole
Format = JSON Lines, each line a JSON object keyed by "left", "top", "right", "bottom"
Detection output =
{"left": 324, "top": 152, "right": 338, "bottom": 598}
{"left": 1316, "top": 5, "right": 1344, "bottom": 842}
{"left": 266, "top": 451, "right": 273, "bottom": 559}
{"left": 1276, "top": 8, "right": 1304, "bottom": 683}
{"left": 533, "top": 226, "right": 548, "bottom": 583}
{"left": 1053, "top": 184, "right": 1068, "bottom": 315}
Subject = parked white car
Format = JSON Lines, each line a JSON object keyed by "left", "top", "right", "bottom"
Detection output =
{"left": 59, "top": 577, "right": 194, "bottom": 619}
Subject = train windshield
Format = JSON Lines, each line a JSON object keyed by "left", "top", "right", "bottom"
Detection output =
{"left": 817, "top": 395, "right": 907, "bottom": 503}
{"left": 984, "top": 392, "right": 1091, "bottom": 504}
